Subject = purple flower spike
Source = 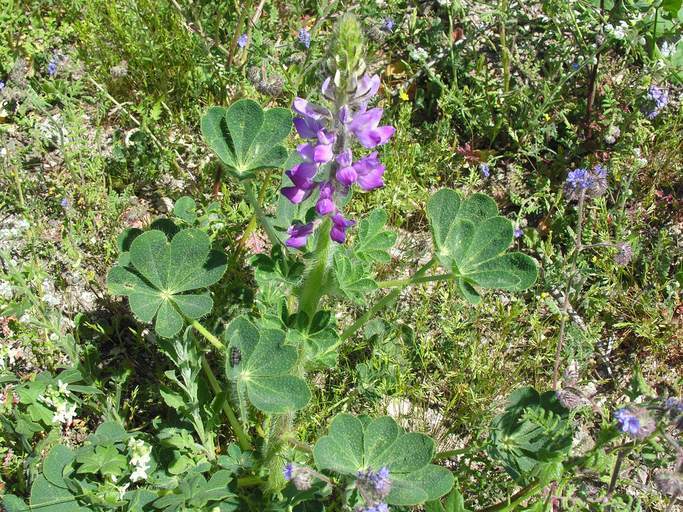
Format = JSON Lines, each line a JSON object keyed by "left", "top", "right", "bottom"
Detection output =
{"left": 330, "top": 213, "right": 355, "bottom": 243}
{"left": 286, "top": 222, "right": 314, "bottom": 249}
{"left": 353, "top": 152, "right": 385, "bottom": 191}
{"left": 349, "top": 108, "right": 395, "bottom": 148}
{"left": 298, "top": 28, "right": 311, "bottom": 49}
{"left": 316, "top": 182, "right": 336, "bottom": 215}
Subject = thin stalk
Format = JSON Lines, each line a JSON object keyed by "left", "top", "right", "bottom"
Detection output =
{"left": 239, "top": 175, "right": 269, "bottom": 250}
{"left": 650, "top": 7, "right": 659, "bottom": 60}
{"left": 480, "top": 482, "right": 543, "bottom": 512}
{"left": 584, "top": 0, "right": 605, "bottom": 140}
{"left": 377, "top": 272, "right": 453, "bottom": 289}
{"left": 190, "top": 319, "right": 225, "bottom": 351}
{"left": 243, "top": 179, "right": 280, "bottom": 247}
{"left": 607, "top": 443, "right": 629, "bottom": 498}
{"left": 340, "top": 258, "right": 437, "bottom": 342}
{"left": 553, "top": 191, "right": 586, "bottom": 389}
{"left": 200, "top": 355, "right": 252, "bottom": 451}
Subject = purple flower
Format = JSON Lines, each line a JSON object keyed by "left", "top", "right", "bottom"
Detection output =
{"left": 480, "top": 163, "right": 490, "bottom": 177}
{"left": 283, "top": 462, "right": 295, "bottom": 481}
{"left": 336, "top": 149, "right": 358, "bottom": 187}
{"left": 293, "top": 116, "right": 323, "bottom": 139}
{"left": 356, "top": 467, "right": 392, "bottom": 504}
{"left": 237, "top": 33, "right": 248, "bottom": 48}
{"left": 298, "top": 28, "right": 311, "bottom": 48}
{"left": 292, "top": 98, "right": 331, "bottom": 120}
{"left": 571, "top": 62, "right": 580, "bottom": 71}
{"left": 348, "top": 108, "right": 395, "bottom": 148}
{"left": 513, "top": 226, "right": 523, "bottom": 238}
{"left": 353, "top": 152, "right": 385, "bottom": 191}
{"left": 316, "top": 182, "right": 336, "bottom": 215}
{"left": 614, "top": 408, "right": 641, "bottom": 435}
{"left": 313, "top": 130, "right": 335, "bottom": 163}
{"left": 47, "top": 59, "right": 58, "bottom": 77}
{"left": 282, "top": 159, "right": 318, "bottom": 204}
{"left": 330, "top": 214, "right": 355, "bottom": 243}
{"left": 566, "top": 168, "right": 591, "bottom": 191}
{"left": 0, "top": 80, "right": 5, "bottom": 91}
{"left": 286, "top": 222, "right": 314, "bottom": 249}
{"left": 383, "top": 18, "right": 395, "bottom": 32}
{"left": 361, "top": 505, "right": 389, "bottom": 512}
{"left": 646, "top": 85, "right": 669, "bottom": 119}
{"left": 60, "top": 198, "right": 69, "bottom": 208}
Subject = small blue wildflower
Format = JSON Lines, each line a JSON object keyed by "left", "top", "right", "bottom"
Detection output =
{"left": 357, "top": 467, "right": 392, "bottom": 499}
{"left": 614, "top": 407, "right": 654, "bottom": 439}
{"left": 298, "top": 28, "right": 311, "bottom": 49}
{"left": 283, "top": 462, "right": 294, "bottom": 481}
{"left": 566, "top": 168, "right": 591, "bottom": 191}
{"left": 646, "top": 85, "right": 669, "bottom": 119}
{"left": 47, "top": 59, "right": 58, "bottom": 77}
{"left": 383, "top": 18, "right": 395, "bottom": 32}
{"left": 237, "top": 33, "right": 248, "bottom": 49}
{"left": 0, "top": 80, "right": 5, "bottom": 91}
{"left": 571, "top": 62, "right": 580, "bottom": 71}
{"left": 480, "top": 163, "right": 490, "bottom": 177}
{"left": 513, "top": 226, "right": 523, "bottom": 238}
{"left": 60, "top": 198, "right": 69, "bottom": 208}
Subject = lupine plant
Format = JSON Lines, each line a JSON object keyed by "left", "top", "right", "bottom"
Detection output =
{"left": 9, "top": 11, "right": 682, "bottom": 512}
{"left": 100, "top": 15, "right": 536, "bottom": 511}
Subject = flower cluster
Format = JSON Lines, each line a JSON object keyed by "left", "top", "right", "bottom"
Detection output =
{"left": 357, "top": 504, "right": 389, "bottom": 512}
{"left": 646, "top": 85, "right": 669, "bottom": 119}
{"left": 128, "top": 437, "right": 152, "bottom": 482}
{"left": 38, "top": 381, "right": 77, "bottom": 426}
{"left": 283, "top": 462, "right": 313, "bottom": 490}
{"left": 47, "top": 58, "right": 58, "bottom": 77}
{"left": 298, "top": 28, "right": 311, "bottom": 49}
{"left": 564, "top": 164, "right": 608, "bottom": 201}
{"left": 283, "top": 73, "right": 395, "bottom": 248}
{"left": 663, "top": 397, "right": 683, "bottom": 430}
{"left": 614, "top": 407, "right": 655, "bottom": 439}
{"left": 356, "top": 466, "right": 391, "bottom": 510}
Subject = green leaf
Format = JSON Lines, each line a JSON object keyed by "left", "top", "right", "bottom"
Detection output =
{"left": 354, "top": 209, "right": 397, "bottom": 264}
{"left": 174, "top": 196, "right": 197, "bottom": 224}
{"left": 88, "top": 421, "right": 131, "bottom": 445}
{"left": 1, "top": 495, "right": 29, "bottom": 512}
{"left": 107, "top": 228, "right": 228, "bottom": 338}
{"left": 201, "top": 100, "right": 291, "bottom": 179}
{"left": 225, "top": 317, "right": 310, "bottom": 413}
{"left": 76, "top": 445, "right": 127, "bottom": 478}
{"left": 43, "top": 445, "right": 75, "bottom": 488}
{"left": 333, "top": 252, "right": 377, "bottom": 305}
{"left": 313, "top": 414, "right": 453, "bottom": 506}
{"left": 30, "top": 475, "right": 87, "bottom": 512}
{"left": 426, "top": 189, "right": 538, "bottom": 301}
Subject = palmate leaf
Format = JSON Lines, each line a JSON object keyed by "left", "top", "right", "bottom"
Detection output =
{"left": 107, "top": 227, "right": 227, "bottom": 338}
{"left": 201, "top": 100, "right": 292, "bottom": 180}
{"left": 426, "top": 189, "right": 538, "bottom": 303}
{"left": 353, "top": 209, "right": 397, "bottom": 264}
{"left": 224, "top": 316, "right": 310, "bottom": 414}
{"left": 313, "top": 414, "right": 454, "bottom": 506}
{"left": 332, "top": 253, "right": 378, "bottom": 305}
{"left": 488, "top": 387, "right": 573, "bottom": 485}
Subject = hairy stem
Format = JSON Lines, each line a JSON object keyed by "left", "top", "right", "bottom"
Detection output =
{"left": 340, "top": 258, "right": 437, "bottom": 342}
{"left": 377, "top": 272, "right": 453, "bottom": 289}
{"left": 480, "top": 482, "right": 543, "bottom": 512}
{"left": 190, "top": 319, "right": 225, "bottom": 351}
{"left": 553, "top": 191, "right": 586, "bottom": 389}
{"left": 607, "top": 444, "right": 628, "bottom": 498}
{"left": 243, "top": 179, "right": 280, "bottom": 248}
{"left": 297, "top": 217, "right": 333, "bottom": 319}
{"left": 201, "top": 355, "right": 252, "bottom": 451}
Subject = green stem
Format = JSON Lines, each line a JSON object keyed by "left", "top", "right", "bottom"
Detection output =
{"left": 297, "top": 218, "right": 332, "bottom": 319}
{"left": 650, "top": 7, "right": 659, "bottom": 60}
{"left": 339, "top": 258, "right": 437, "bottom": 342}
{"left": 190, "top": 319, "right": 225, "bottom": 350}
{"left": 480, "top": 482, "right": 543, "bottom": 512}
{"left": 200, "top": 355, "right": 252, "bottom": 451}
{"left": 243, "top": 179, "right": 280, "bottom": 248}
{"left": 377, "top": 272, "right": 453, "bottom": 289}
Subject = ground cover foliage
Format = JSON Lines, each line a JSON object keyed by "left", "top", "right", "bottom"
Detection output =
{"left": 0, "top": 0, "right": 682, "bottom": 511}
